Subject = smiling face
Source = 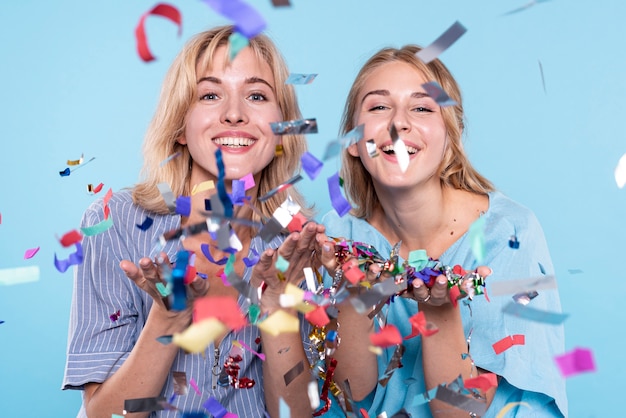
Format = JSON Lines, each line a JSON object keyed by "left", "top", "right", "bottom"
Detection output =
{"left": 348, "top": 60, "right": 447, "bottom": 191}
{"left": 179, "top": 45, "right": 283, "bottom": 184}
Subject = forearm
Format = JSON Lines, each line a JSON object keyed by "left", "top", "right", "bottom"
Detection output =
{"left": 420, "top": 304, "right": 491, "bottom": 417}
{"left": 331, "top": 303, "right": 378, "bottom": 401}
{"left": 261, "top": 327, "right": 313, "bottom": 417}
{"left": 84, "top": 309, "right": 187, "bottom": 418}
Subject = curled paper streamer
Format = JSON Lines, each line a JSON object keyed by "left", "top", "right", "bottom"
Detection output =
{"left": 135, "top": 3, "right": 182, "bottom": 62}
{"left": 270, "top": 118, "right": 318, "bottom": 135}
{"left": 495, "top": 402, "right": 532, "bottom": 418}
{"left": 54, "top": 243, "right": 84, "bottom": 273}
{"left": 81, "top": 217, "right": 113, "bottom": 236}
{"left": 286, "top": 73, "right": 317, "bottom": 84}
{"left": 416, "top": 21, "right": 467, "bottom": 64}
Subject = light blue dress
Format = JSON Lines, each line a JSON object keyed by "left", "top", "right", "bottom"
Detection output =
{"left": 321, "top": 191, "right": 567, "bottom": 417}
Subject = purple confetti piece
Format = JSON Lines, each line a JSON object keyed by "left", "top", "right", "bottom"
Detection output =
{"left": 229, "top": 179, "right": 247, "bottom": 205}
{"left": 327, "top": 172, "right": 351, "bottom": 217}
{"left": 176, "top": 196, "right": 191, "bottom": 216}
{"left": 301, "top": 152, "right": 323, "bottom": 180}
{"left": 243, "top": 248, "right": 260, "bottom": 267}
{"left": 201, "top": 0, "right": 266, "bottom": 39}
{"left": 54, "top": 243, "right": 84, "bottom": 273}
{"left": 201, "top": 243, "right": 229, "bottom": 265}
{"left": 203, "top": 397, "right": 229, "bottom": 418}
{"left": 23, "top": 247, "right": 40, "bottom": 259}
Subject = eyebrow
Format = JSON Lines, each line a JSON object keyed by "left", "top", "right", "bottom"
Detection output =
{"left": 197, "top": 76, "right": 275, "bottom": 92}
{"left": 361, "top": 89, "right": 430, "bottom": 104}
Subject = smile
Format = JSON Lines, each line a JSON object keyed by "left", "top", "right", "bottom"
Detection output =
{"left": 381, "top": 144, "right": 419, "bottom": 155}
{"left": 212, "top": 137, "right": 256, "bottom": 148}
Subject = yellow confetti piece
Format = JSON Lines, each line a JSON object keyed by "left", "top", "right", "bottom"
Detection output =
{"left": 495, "top": 401, "right": 531, "bottom": 418}
{"left": 172, "top": 318, "right": 227, "bottom": 353}
{"left": 67, "top": 153, "right": 84, "bottom": 166}
{"left": 191, "top": 180, "right": 215, "bottom": 195}
{"left": 368, "top": 346, "right": 383, "bottom": 355}
{"left": 284, "top": 283, "right": 315, "bottom": 313}
{"left": 258, "top": 310, "right": 299, "bottom": 336}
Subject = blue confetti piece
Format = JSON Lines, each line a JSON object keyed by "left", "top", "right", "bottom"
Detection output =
{"left": 176, "top": 196, "right": 191, "bottom": 216}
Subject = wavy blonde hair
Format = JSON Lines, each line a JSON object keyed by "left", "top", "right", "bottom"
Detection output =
{"left": 340, "top": 45, "right": 494, "bottom": 219}
{"left": 132, "top": 25, "right": 310, "bottom": 221}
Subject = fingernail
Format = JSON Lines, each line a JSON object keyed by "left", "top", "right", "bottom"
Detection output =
{"left": 438, "top": 278, "right": 447, "bottom": 285}
{"left": 412, "top": 280, "right": 421, "bottom": 289}
{"left": 139, "top": 259, "right": 151, "bottom": 267}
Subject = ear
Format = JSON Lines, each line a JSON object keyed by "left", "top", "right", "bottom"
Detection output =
{"left": 347, "top": 141, "right": 359, "bottom": 157}
{"left": 177, "top": 136, "right": 187, "bottom": 145}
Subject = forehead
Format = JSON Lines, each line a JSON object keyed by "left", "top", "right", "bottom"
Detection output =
{"left": 362, "top": 61, "right": 429, "bottom": 90}
{"left": 196, "top": 45, "right": 274, "bottom": 82}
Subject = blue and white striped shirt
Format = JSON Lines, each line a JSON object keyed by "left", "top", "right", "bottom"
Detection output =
{"left": 63, "top": 190, "right": 283, "bottom": 417}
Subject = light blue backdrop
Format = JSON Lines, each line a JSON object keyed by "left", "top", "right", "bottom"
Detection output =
{"left": 1, "top": 0, "right": 623, "bottom": 416}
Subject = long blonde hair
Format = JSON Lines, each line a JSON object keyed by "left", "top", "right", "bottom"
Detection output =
{"left": 340, "top": 45, "right": 494, "bottom": 219}
{"left": 132, "top": 25, "right": 310, "bottom": 221}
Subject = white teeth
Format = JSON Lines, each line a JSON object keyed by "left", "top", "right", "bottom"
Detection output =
{"left": 381, "top": 144, "right": 419, "bottom": 154}
{"left": 213, "top": 137, "right": 255, "bottom": 147}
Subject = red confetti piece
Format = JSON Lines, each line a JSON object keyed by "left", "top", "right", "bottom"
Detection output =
{"left": 492, "top": 334, "right": 525, "bottom": 355}
{"left": 59, "top": 230, "right": 83, "bottom": 247}
{"left": 370, "top": 325, "right": 402, "bottom": 348}
{"left": 135, "top": 3, "right": 182, "bottom": 62}
{"left": 463, "top": 373, "right": 498, "bottom": 392}
{"left": 404, "top": 311, "right": 439, "bottom": 339}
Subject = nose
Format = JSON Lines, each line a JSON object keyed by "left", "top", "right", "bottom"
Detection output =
{"left": 221, "top": 98, "right": 247, "bottom": 125}
{"left": 390, "top": 109, "right": 411, "bottom": 134}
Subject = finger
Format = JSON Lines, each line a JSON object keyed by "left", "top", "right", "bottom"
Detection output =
{"left": 277, "top": 231, "right": 300, "bottom": 260}
{"left": 250, "top": 248, "right": 277, "bottom": 288}
{"left": 139, "top": 257, "right": 160, "bottom": 282}
{"left": 297, "top": 221, "right": 319, "bottom": 253}
{"left": 365, "top": 262, "right": 383, "bottom": 282}
{"left": 475, "top": 266, "right": 492, "bottom": 278}
{"left": 120, "top": 259, "right": 142, "bottom": 283}
{"left": 188, "top": 276, "right": 210, "bottom": 298}
{"left": 408, "top": 278, "right": 430, "bottom": 302}
{"left": 319, "top": 239, "right": 338, "bottom": 272}
{"left": 429, "top": 275, "right": 449, "bottom": 301}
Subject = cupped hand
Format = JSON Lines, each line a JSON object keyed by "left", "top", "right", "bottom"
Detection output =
{"left": 251, "top": 221, "right": 325, "bottom": 312}
{"left": 407, "top": 266, "right": 492, "bottom": 307}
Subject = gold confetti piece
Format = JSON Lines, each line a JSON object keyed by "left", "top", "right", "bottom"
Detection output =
{"left": 67, "top": 153, "right": 84, "bottom": 166}
{"left": 172, "top": 318, "right": 227, "bottom": 353}
{"left": 191, "top": 180, "right": 215, "bottom": 195}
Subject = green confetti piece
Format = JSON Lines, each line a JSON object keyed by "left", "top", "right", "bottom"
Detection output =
{"left": 156, "top": 282, "right": 171, "bottom": 297}
{"left": 224, "top": 254, "right": 236, "bottom": 276}
{"left": 228, "top": 32, "right": 249, "bottom": 62}
{"left": 407, "top": 249, "right": 429, "bottom": 270}
{"left": 275, "top": 255, "right": 290, "bottom": 272}
{"left": 80, "top": 217, "right": 113, "bottom": 236}
{"left": 248, "top": 304, "right": 261, "bottom": 325}
{"left": 468, "top": 216, "right": 486, "bottom": 264}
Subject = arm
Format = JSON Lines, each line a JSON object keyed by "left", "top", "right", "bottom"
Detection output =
{"left": 411, "top": 267, "right": 496, "bottom": 418}
{"left": 252, "top": 222, "right": 323, "bottom": 417}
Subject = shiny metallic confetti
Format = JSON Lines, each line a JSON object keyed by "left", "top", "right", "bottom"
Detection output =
{"left": 421, "top": 81, "right": 457, "bottom": 106}
{"left": 270, "top": 118, "right": 318, "bottom": 135}
{"left": 416, "top": 21, "right": 467, "bottom": 64}
{"left": 614, "top": 153, "right": 626, "bottom": 188}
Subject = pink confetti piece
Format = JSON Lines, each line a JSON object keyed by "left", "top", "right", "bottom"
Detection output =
{"left": 554, "top": 347, "right": 596, "bottom": 378}
{"left": 135, "top": 3, "right": 182, "bottom": 63}
{"left": 23, "top": 247, "right": 40, "bottom": 260}
{"left": 189, "top": 377, "right": 202, "bottom": 396}
{"left": 235, "top": 339, "right": 266, "bottom": 360}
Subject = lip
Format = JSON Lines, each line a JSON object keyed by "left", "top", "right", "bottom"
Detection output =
{"left": 212, "top": 131, "right": 257, "bottom": 153}
{"left": 378, "top": 140, "right": 421, "bottom": 162}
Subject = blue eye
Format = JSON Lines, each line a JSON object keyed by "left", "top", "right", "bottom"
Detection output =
{"left": 249, "top": 93, "right": 267, "bottom": 101}
{"left": 200, "top": 93, "right": 218, "bottom": 100}
{"left": 414, "top": 107, "right": 433, "bottom": 113}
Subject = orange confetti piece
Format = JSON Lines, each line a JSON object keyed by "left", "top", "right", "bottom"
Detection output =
{"left": 135, "top": 3, "right": 182, "bottom": 62}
